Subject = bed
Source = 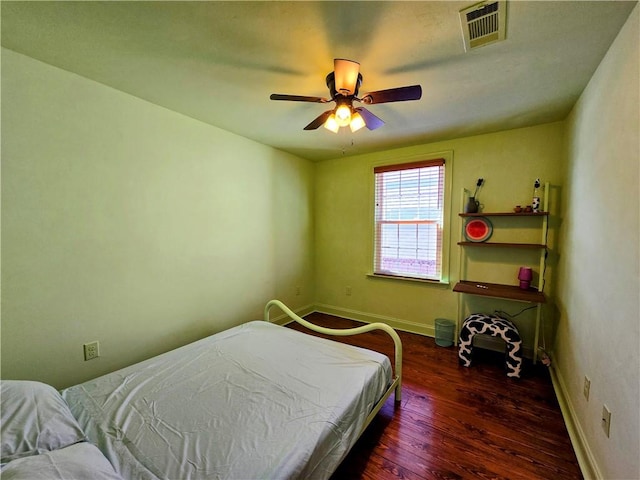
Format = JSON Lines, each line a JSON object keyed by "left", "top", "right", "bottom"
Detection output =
{"left": 1, "top": 300, "right": 402, "bottom": 480}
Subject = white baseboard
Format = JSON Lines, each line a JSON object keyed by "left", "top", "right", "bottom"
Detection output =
{"left": 268, "top": 303, "right": 315, "bottom": 326}
{"left": 312, "top": 303, "right": 434, "bottom": 337}
{"left": 471, "top": 334, "right": 535, "bottom": 360}
{"left": 311, "top": 304, "right": 538, "bottom": 358}
{"left": 549, "top": 362, "right": 601, "bottom": 479}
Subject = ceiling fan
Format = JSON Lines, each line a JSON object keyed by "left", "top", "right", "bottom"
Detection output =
{"left": 270, "top": 59, "right": 422, "bottom": 133}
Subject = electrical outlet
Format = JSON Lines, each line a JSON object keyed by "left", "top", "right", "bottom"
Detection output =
{"left": 602, "top": 405, "right": 611, "bottom": 437}
{"left": 345, "top": 286, "right": 352, "bottom": 296}
{"left": 83, "top": 341, "right": 100, "bottom": 361}
{"left": 583, "top": 376, "right": 591, "bottom": 401}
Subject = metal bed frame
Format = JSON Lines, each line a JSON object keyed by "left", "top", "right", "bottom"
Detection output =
{"left": 264, "top": 299, "right": 403, "bottom": 434}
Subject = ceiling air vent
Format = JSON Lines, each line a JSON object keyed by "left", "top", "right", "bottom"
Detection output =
{"left": 459, "top": 1, "right": 507, "bottom": 51}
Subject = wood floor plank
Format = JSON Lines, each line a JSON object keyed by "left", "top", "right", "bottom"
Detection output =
{"left": 286, "top": 312, "right": 583, "bottom": 480}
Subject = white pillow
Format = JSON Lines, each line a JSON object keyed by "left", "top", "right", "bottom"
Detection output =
{"left": 1, "top": 380, "right": 86, "bottom": 463}
{"left": 1, "top": 442, "right": 123, "bottom": 480}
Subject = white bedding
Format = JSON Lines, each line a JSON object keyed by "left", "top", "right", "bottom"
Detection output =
{"left": 0, "top": 380, "right": 86, "bottom": 464}
{"left": 61, "top": 320, "right": 392, "bottom": 480}
{"left": 1, "top": 442, "right": 124, "bottom": 480}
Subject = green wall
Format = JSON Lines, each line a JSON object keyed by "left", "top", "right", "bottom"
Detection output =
{"left": 314, "top": 123, "right": 565, "bottom": 355}
{"left": 1, "top": 48, "right": 315, "bottom": 389}
{"left": 2, "top": 8, "right": 639, "bottom": 475}
{"left": 556, "top": 6, "right": 639, "bottom": 479}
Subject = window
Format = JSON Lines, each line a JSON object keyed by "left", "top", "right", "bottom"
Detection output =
{"left": 373, "top": 158, "right": 446, "bottom": 281}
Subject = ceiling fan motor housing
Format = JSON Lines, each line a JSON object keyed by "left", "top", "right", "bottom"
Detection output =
{"left": 326, "top": 71, "right": 362, "bottom": 99}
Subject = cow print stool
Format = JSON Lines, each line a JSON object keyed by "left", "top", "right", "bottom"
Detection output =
{"left": 458, "top": 313, "right": 523, "bottom": 378}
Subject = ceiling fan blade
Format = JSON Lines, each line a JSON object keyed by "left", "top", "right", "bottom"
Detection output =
{"left": 304, "top": 110, "right": 334, "bottom": 130}
{"left": 361, "top": 85, "right": 422, "bottom": 104}
{"left": 333, "top": 59, "right": 360, "bottom": 95}
{"left": 270, "top": 94, "right": 328, "bottom": 103}
{"left": 355, "top": 107, "right": 385, "bottom": 130}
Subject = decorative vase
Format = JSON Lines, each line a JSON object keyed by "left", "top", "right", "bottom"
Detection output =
{"left": 464, "top": 196, "right": 479, "bottom": 213}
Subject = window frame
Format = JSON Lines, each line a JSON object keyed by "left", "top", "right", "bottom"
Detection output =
{"left": 369, "top": 151, "right": 453, "bottom": 285}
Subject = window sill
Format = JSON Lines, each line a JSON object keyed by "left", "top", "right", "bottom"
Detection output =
{"left": 366, "top": 273, "right": 450, "bottom": 287}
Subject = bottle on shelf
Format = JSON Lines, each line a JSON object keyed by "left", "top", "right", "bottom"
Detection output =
{"left": 532, "top": 178, "right": 541, "bottom": 212}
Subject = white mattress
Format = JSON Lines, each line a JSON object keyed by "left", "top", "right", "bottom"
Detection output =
{"left": 61, "top": 321, "right": 392, "bottom": 480}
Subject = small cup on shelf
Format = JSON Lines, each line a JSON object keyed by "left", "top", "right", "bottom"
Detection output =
{"left": 524, "top": 205, "right": 533, "bottom": 213}
{"left": 514, "top": 205, "right": 522, "bottom": 213}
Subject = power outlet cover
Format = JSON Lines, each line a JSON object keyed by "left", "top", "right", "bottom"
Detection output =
{"left": 602, "top": 405, "right": 612, "bottom": 437}
{"left": 583, "top": 376, "right": 591, "bottom": 401}
{"left": 83, "top": 341, "right": 100, "bottom": 361}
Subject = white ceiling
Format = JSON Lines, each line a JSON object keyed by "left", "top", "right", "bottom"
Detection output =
{"left": 1, "top": 1, "right": 636, "bottom": 161}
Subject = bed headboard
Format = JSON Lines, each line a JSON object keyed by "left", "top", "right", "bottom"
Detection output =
{"left": 263, "top": 299, "right": 403, "bottom": 403}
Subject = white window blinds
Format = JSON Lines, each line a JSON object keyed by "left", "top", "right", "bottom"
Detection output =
{"left": 373, "top": 159, "right": 445, "bottom": 281}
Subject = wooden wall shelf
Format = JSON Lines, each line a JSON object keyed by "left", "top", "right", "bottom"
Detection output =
{"left": 459, "top": 212, "right": 549, "bottom": 217}
{"left": 457, "top": 241, "right": 546, "bottom": 249}
{"left": 453, "top": 280, "right": 546, "bottom": 303}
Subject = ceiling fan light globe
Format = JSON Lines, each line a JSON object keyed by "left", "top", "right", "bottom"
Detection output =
{"left": 335, "top": 104, "right": 352, "bottom": 127}
{"left": 349, "top": 112, "right": 366, "bottom": 132}
{"left": 324, "top": 114, "right": 340, "bottom": 133}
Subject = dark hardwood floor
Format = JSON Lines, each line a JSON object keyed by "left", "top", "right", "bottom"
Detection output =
{"left": 286, "top": 312, "right": 582, "bottom": 480}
